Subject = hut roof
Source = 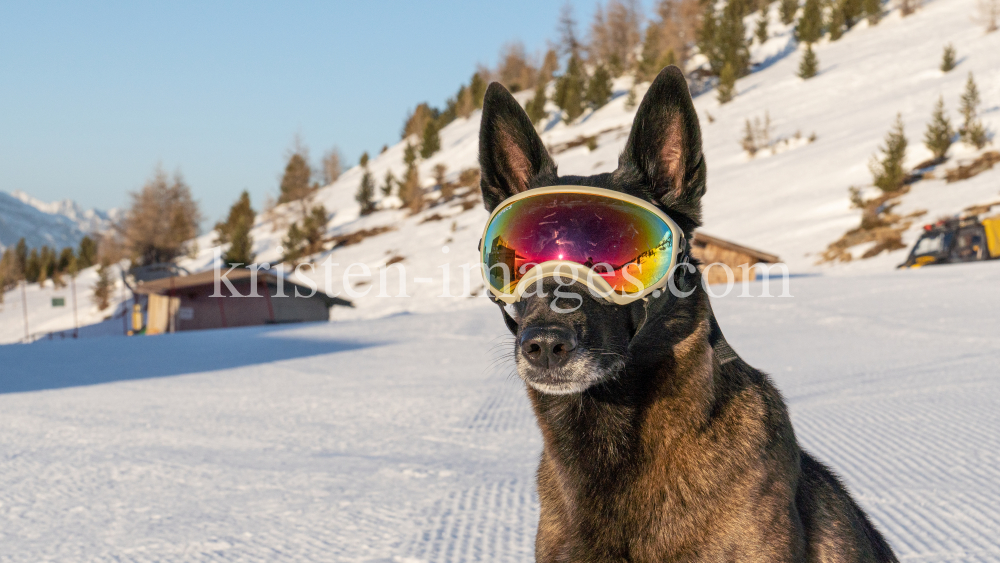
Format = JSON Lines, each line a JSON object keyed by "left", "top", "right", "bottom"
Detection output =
{"left": 692, "top": 232, "right": 780, "bottom": 264}
{"left": 133, "top": 269, "right": 352, "bottom": 308}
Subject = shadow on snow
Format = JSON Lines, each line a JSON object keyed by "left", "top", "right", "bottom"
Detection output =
{"left": 0, "top": 322, "right": 382, "bottom": 395}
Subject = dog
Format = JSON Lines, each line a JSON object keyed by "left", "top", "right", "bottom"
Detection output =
{"left": 476, "top": 66, "right": 898, "bottom": 562}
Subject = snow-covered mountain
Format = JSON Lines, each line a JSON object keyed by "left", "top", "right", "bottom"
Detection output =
{"left": 0, "top": 190, "right": 118, "bottom": 252}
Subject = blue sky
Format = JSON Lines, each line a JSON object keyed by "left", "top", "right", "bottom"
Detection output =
{"left": 0, "top": 1, "right": 649, "bottom": 223}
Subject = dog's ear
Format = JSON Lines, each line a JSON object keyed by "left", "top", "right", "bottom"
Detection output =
{"left": 478, "top": 82, "right": 557, "bottom": 212}
{"left": 617, "top": 66, "right": 706, "bottom": 232}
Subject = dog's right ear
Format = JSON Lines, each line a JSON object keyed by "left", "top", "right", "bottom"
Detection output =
{"left": 478, "top": 82, "right": 557, "bottom": 212}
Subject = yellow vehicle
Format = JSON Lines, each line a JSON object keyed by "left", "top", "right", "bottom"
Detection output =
{"left": 899, "top": 215, "right": 1000, "bottom": 268}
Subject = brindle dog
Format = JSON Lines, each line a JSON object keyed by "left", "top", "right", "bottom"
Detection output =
{"left": 477, "top": 66, "right": 898, "bottom": 562}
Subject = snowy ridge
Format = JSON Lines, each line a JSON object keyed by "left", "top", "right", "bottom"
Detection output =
{"left": 0, "top": 189, "right": 117, "bottom": 251}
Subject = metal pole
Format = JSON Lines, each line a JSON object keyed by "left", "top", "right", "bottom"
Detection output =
{"left": 121, "top": 270, "right": 127, "bottom": 336}
{"left": 21, "top": 280, "right": 29, "bottom": 342}
{"left": 71, "top": 275, "right": 79, "bottom": 338}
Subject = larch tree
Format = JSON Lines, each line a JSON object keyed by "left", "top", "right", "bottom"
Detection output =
{"left": 122, "top": 167, "right": 202, "bottom": 266}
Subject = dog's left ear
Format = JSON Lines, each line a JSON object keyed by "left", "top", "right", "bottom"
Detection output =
{"left": 617, "top": 66, "right": 706, "bottom": 232}
{"left": 478, "top": 82, "right": 557, "bottom": 212}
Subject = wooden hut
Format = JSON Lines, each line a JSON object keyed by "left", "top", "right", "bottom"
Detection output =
{"left": 132, "top": 269, "right": 351, "bottom": 335}
{"left": 690, "top": 232, "right": 780, "bottom": 285}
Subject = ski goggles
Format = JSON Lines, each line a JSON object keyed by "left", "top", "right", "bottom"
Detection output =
{"left": 479, "top": 186, "right": 684, "bottom": 306}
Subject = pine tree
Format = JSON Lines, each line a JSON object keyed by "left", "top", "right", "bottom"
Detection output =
{"left": 359, "top": 151, "right": 369, "bottom": 168}
{"left": 217, "top": 190, "right": 256, "bottom": 266}
{"left": 278, "top": 150, "right": 314, "bottom": 204}
{"left": 863, "top": 0, "right": 881, "bottom": 25}
{"left": 25, "top": 248, "right": 40, "bottom": 283}
{"left": 585, "top": 65, "right": 613, "bottom": 110}
{"left": 382, "top": 170, "right": 396, "bottom": 196}
{"left": 624, "top": 82, "right": 638, "bottom": 110}
{"left": 469, "top": 72, "right": 487, "bottom": 109}
{"left": 798, "top": 0, "right": 824, "bottom": 43}
{"left": 697, "top": 2, "right": 720, "bottom": 72}
{"left": 940, "top": 44, "right": 956, "bottom": 72}
{"left": 420, "top": 120, "right": 441, "bottom": 158}
{"left": 924, "top": 96, "right": 954, "bottom": 160}
{"left": 959, "top": 73, "right": 989, "bottom": 149}
{"left": 282, "top": 205, "right": 328, "bottom": 264}
{"left": 526, "top": 80, "right": 548, "bottom": 125}
{"left": 840, "top": 0, "right": 863, "bottom": 27}
{"left": 77, "top": 236, "right": 97, "bottom": 269}
{"left": 755, "top": 11, "right": 769, "bottom": 43}
{"left": 554, "top": 55, "right": 587, "bottom": 122}
{"left": 356, "top": 170, "right": 377, "bottom": 215}
{"left": 780, "top": 0, "right": 798, "bottom": 24}
{"left": 869, "top": 113, "right": 908, "bottom": 193}
{"left": 718, "top": 62, "right": 737, "bottom": 103}
{"left": 798, "top": 43, "right": 819, "bottom": 78}
{"left": 93, "top": 264, "right": 112, "bottom": 311}
{"left": 399, "top": 143, "right": 423, "bottom": 212}
{"left": 829, "top": 6, "right": 845, "bottom": 40}
{"left": 713, "top": 0, "right": 751, "bottom": 78}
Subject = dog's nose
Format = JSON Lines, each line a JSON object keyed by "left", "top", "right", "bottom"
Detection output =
{"left": 519, "top": 326, "right": 578, "bottom": 369}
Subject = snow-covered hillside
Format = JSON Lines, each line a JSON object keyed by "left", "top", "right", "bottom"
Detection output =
{"left": 2, "top": 0, "right": 998, "bottom": 341}
{"left": 187, "top": 0, "right": 1000, "bottom": 313}
{"left": 1, "top": 262, "right": 997, "bottom": 561}
{"left": 0, "top": 189, "right": 117, "bottom": 251}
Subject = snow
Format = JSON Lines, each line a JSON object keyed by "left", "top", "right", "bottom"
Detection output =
{"left": 1, "top": 261, "right": 998, "bottom": 561}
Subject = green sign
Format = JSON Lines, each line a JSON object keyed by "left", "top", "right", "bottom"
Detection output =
{"left": 52, "top": 297, "right": 65, "bottom": 307}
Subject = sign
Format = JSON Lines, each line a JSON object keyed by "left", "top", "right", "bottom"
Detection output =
{"left": 177, "top": 306, "right": 194, "bottom": 320}
{"left": 52, "top": 297, "right": 65, "bottom": 307}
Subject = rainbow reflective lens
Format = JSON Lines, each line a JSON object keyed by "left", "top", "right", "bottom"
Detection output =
{"left": 480, "top": 186, "right": 682, "bottom": 305}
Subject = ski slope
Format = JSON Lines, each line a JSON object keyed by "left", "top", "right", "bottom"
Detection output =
{"left": 1, "top": 261, "right": 997, "bottom": 562}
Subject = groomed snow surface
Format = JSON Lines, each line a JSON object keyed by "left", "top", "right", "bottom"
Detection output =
{"left": 1, "top": 262, "right": 998, "bottom": 562}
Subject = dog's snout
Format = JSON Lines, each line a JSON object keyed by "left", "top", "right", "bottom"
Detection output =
{"left": 519, "top": 326, "right": 578, "bottom": 369}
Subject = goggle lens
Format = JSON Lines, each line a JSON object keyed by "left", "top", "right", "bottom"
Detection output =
{"left": 482, "top": 191, "right": 675, "bottom": 296}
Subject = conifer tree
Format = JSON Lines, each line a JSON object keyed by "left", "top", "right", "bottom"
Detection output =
{"left": 400, "top": 143, "right": 423, "bottom": 212}
{"left": 420, "top": 120, "right": 441, "bottom": 158}
{"left": 829, "top": 6, "right": 845, "bottom": 40}
{"left": 359, "top": 152, "right": 369, "bottom": 168}
{"left": 356, "top": 169, "right": 377, "bottom": 215}
{"left": 77, "top": 236, "right": 97, "bottom": 269}
{"left": 863, "top": 0, "right": 881, "bottom": 25}
{"left": 798, "top": 43, "right": 819, "bottom": 78}
{"left": 959, "top": 73, "right": 989, "bottom": 149}
{"left": 869, "top": 113, "right": 908, "bottom": 193}
{"left": 940, "top": 44, "right": 956, "bottom": 72}
{"left": 0, "top": 246, "right": 22, "bottom": 292}
{"left": 526, "top": 80, "right": 548, "bottom": 125}
{"left": 923, "top": 96, "right": 954, "bottom": 160}
{"left": 798, "top": 0, "right": 824, "bottom": 43}
{"left": 780, "top": 0, "right": 798, "bottom": 24}
{"left": 93, "top": 264, "right": 112, "bottom": 311}
{"left": 840, "top": 0, "right": 863, "bottom": 27}
{"left": 718, "top": 62, "right": 737, "bottom": 103}
{"left": 624, "top": 82, "right": 638, "bottom": 110}
{"left": 697, "top": 2, "right": 720, "bottom": 72}
{"left": 585, "top": 65, "right": 614, "bottom": 110}
{"left": 25, "top": 248, "right": 40, "bottom": 283}
{"left": 469, "top": 73, "right": 487, "bottom": 109}
{"left": 282, "top": 205, "right": 328, "bottom": 264}
{"left": 278, "top": 150, "right": 314, "bottom": 204}
{"left": 217, "top": 190, "right": 256, "bottom": 267}
{"left": 58, "top": 247, "right": 75, "bottom": 273}
{"left": 755, "top": 11, "right": 769, "bottom": 43}
{"left": 434, "top": 163, "right": 454, "bottom": 201}
{"left": 554, "top": 55, "right": 587, "bottom": 122}
{"left": 382, "top": 170, "right": 396, "bottom": 196}
{"left": 15, "top": 238, "right": 28, "bottom": 277}
{"left": 703, "top": 0, "right": 751, "bottom": 78}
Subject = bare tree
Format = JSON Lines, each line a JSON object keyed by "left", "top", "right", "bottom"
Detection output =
{"left": 590, "top": 0, "right": 644, "bottom": 74}
{"left": 641, "top": 0, "right": 702, "bottom": 76}
{"left": 977, "top": 0, "right": 999, "bottom": 31}
{"left": 321, "top": 146, "right": 343, "bottom": 185}
{"left": 121, "top": 167, "right": 202, "bottom": 266}
{"left": 558, "top": 2, "right": 584, "bottom": 58}
{"left": 900, "top": 0, "right": 920, "bottom": 16}
{"left": 496, "top": 41, "right": 538, "bottom": 92}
